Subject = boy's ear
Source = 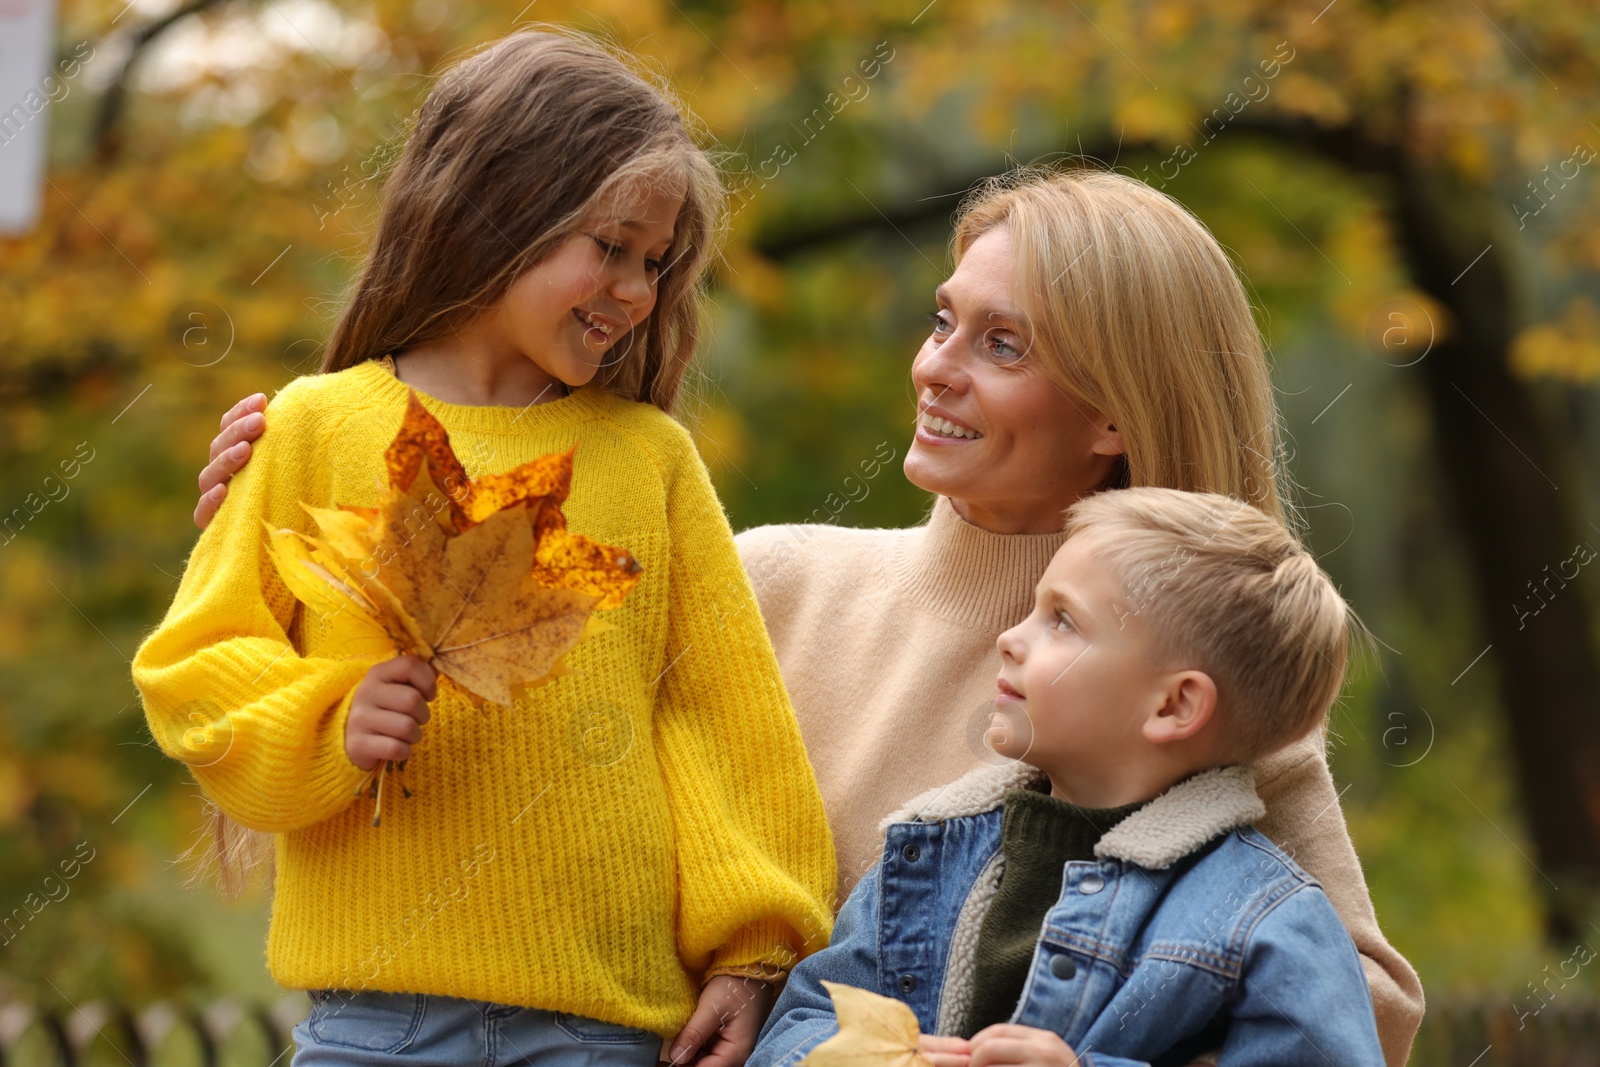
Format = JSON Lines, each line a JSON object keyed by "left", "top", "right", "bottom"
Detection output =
{"left": 1141, "top": 670, "right": 1218, "bottom": 746}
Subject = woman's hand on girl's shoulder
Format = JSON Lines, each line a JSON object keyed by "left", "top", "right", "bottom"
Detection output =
{"left": 195, "top": 393, "right": 267, "bottom": 529}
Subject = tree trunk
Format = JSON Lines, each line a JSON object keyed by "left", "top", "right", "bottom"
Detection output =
{"left": 1387, "top": 159, "right": 1600, "bottom": 940}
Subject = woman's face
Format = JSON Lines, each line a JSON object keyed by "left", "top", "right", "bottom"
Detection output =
{"left": 905, "top": 226, "right": 1125, "bottom": 535}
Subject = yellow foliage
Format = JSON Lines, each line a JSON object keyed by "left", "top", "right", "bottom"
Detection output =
{"left": 1272, "top": 71, "right": 1351, "bottom": 125}
{"left": 1115, "top": 91, "right": 1190, "bottom": 143}
{"left": 1511, "top": 297, "right": 1600, "bottom": 382}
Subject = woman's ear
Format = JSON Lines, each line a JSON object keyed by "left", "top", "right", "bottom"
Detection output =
{"left": 1090, "top": 416, "right": 1126, "bottom": 459}
{"left": 1141, "top": 670, "right": 1218, "bottom": 746}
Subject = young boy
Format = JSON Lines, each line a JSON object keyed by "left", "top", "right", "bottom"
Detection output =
{"left": 748, "top": 488, "right": 1386, "bottom": 1067}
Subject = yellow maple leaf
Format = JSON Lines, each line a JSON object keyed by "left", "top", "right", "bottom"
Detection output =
{"left": 263, "top": 390, "right": 644, "bottom": 819}
{"left": 801, "top": 982, "right": 934, "bottom": 1067}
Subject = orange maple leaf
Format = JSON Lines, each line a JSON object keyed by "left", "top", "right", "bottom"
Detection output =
{"left": 264, "top": 391, "right": 643, "bottom": 821}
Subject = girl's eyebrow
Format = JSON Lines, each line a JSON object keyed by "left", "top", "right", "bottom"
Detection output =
{"left": 605, "top": 218, "right": 676, "bottom": 247}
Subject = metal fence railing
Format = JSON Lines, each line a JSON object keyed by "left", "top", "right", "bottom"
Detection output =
{"left": 0, "top": 994, "right": 1596, "bottom": 1066}
{"left": 0, "top": 997, "right": 302, "bottom": 1067}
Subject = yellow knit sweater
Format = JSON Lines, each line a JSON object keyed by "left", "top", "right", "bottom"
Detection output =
{"left": 133, "top": 359, "right": 835, "bottom": 1034}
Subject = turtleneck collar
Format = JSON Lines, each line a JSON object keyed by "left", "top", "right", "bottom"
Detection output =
{"left": 891, "top": 495, "right": 1069, "bottom": 633}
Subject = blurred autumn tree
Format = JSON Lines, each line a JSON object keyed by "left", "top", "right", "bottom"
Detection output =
{"left": 3, "top": 0, "right": 1599, "bottom": 1018}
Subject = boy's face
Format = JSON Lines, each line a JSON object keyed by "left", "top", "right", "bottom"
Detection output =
{"left": 990, "top": 531, "right": 1173, "bottom": 773}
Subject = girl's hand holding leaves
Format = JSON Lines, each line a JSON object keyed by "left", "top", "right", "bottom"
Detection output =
{"left": 264, "top": 390, "right": 643, "bottom": 823}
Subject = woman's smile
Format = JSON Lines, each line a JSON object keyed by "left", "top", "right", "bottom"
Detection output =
{"left": 916, "top": 403, "right": 985, "bottom": 442}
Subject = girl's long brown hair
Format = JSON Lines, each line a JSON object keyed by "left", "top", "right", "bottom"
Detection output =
{"left": 197, "top": 28, "right": 726, "bottom": 896}
{"left": 322, "top": 27, "right": 725, "bottom": 412}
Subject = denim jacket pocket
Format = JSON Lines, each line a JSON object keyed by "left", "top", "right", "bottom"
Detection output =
{"left": 307, "top": 989, "right": 428, "bottom": 1053}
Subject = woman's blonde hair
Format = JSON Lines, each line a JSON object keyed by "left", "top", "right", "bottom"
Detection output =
{"left": 951, "top": 167, "right": 1296, "bottom": 533}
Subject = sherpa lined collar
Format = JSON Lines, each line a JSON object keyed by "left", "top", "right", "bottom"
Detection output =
{"left": 880, "top": 763, "right": 1266, "bottom": 871}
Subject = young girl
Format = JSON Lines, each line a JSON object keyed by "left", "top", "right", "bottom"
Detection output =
{"left": 133, "top": 29, "right": 835, "bottom": 1067}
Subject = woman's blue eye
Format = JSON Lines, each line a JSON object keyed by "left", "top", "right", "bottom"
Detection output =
{"left": 927, "top": 310, "right": 951, "bottom": 334}
{"left": 990, "top": 334, "right": 1023, "bottom": 360}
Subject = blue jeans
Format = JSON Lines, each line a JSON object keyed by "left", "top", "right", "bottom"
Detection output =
{"left": 290, "top": 989, "right": 664, "bottom": 1066}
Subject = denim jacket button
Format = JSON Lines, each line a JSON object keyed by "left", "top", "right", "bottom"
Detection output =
{"left": 898, "top": 974, "right": 918, "bottom": 993}
{"left": 902, "top": 843, "right": 921, "bottom": 862}
{"left": 1079, "top": 873, "right": 1106, "bottom": 895}
{"left": 1050, "top": 955, "right": 1077, "bottom": 980}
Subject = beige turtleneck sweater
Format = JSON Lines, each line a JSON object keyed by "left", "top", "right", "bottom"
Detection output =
{"left": 733, "top": 495, "right": 1423, "bottom": 1067}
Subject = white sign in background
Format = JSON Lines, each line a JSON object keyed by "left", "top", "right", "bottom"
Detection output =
{"left": 0, "top": 0, "right": 58, "bottom": 234}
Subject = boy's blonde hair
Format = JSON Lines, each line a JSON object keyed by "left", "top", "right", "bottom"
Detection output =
{"left": 953, "top": 168, "right": 1296, "bottom": 534}
{"left": 1064, "top": 487, "right": 1351, "bottom": 763}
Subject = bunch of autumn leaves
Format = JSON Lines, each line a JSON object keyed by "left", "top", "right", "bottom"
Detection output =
{"left": 265, "top": 392, "right": 642, "bottom": 822}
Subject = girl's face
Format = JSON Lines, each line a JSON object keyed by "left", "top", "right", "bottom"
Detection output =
{"left": 904, "top": 226, "right": 1126, "bottom": 535}
{"left": 495, "top": 180, "right": 684, "bottom": 387}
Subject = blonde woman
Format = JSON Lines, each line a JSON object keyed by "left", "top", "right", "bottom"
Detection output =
{"left": 193, "top": 168, "right": 1423, "bottom": 1064}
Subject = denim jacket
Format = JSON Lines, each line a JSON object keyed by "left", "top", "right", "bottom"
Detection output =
{"left": 750, "top": 762, "right": 1385, "bottom": 1067}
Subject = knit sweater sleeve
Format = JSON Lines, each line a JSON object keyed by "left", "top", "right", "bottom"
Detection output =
{"left": 132, "top": 380, "right": 380, "bottom": 833}
{"left": 651, "top": 435, "right": 837, "bottom": 981}
{"left": 1250, "top": 729, "right": 1424, "bottom": 1067}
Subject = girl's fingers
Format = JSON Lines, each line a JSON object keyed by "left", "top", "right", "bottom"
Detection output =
{"left": 374, "top": 655, "right": 438, "bottom": 701}
{"left": 374, "top": 683, "right": 432, "bottom": 725}
{"left": 219, "top": 392, "right": 266, "bottom": 433}
{"left": 347, "top": 732, "right": 410, "bottom": 770}
{"left": 665, "top": 998, "right": 719, "bottom": 1065}
{"left": 193, "top": 482, "right": 226, "bottom": 531}
{"left": 364, "top": 707, "right": 424, "bottom": 743}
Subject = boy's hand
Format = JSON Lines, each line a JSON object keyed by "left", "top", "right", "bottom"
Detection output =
{"left": 919, "top": 1025, "right": 1080, "bottom": 1067}
{"left": 344, "top": 655, "right": 437, "bottom": 771}
{"left": 665, "top": 974, "right": 776, "bottom": 1067}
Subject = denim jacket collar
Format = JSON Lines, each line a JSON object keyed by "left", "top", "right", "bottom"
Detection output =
{"left": 881, "top": 762, "right": 1270, "bottom": 1036}
{"left": 880, "top": 762, "right": 1267, "bottom": 871}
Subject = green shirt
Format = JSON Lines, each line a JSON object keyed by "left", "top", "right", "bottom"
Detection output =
{"left": 961, "top": 787, "right": 1148, "bottom": 1037}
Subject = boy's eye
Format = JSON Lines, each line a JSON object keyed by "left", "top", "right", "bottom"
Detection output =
{"left": 1053, "top": 612, "right": 1075, "bottom": 632}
